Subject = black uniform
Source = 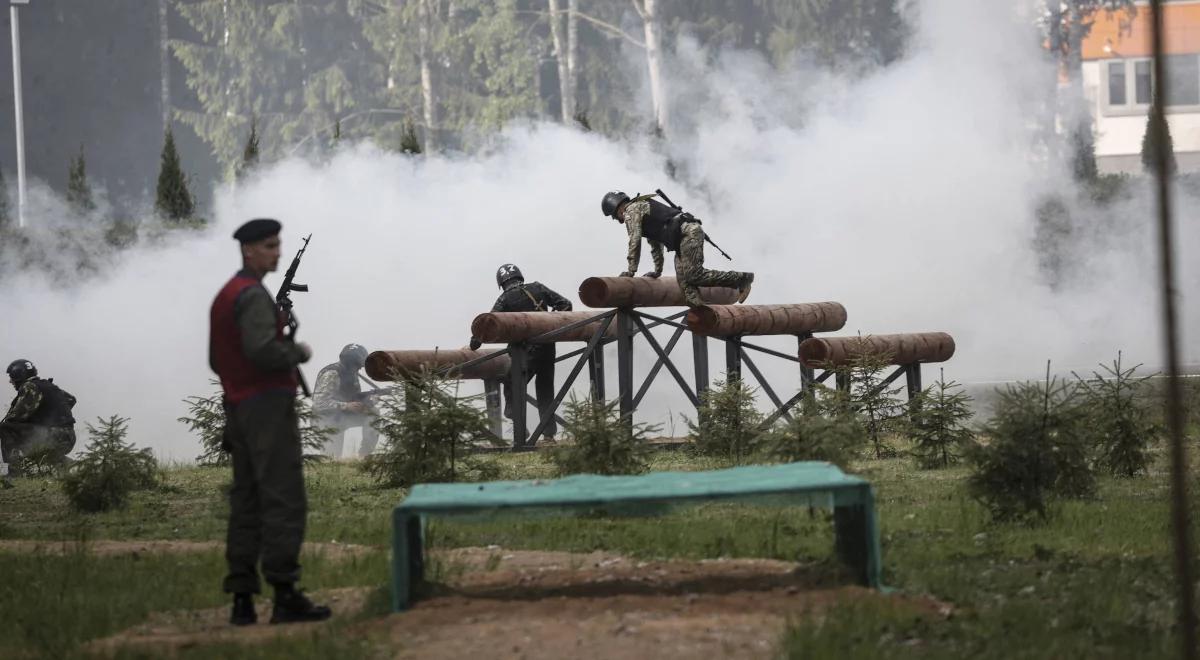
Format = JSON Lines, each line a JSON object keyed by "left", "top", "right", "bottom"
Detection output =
{"left": 484, "top": 281, "right": 572, "bottom": 440}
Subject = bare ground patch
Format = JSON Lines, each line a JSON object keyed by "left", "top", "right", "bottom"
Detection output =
{"left": 86, "top": 546, "right": 949, "bottom": 658}
{"left": 0, "top": 539, "right": 376, "bottom": 560}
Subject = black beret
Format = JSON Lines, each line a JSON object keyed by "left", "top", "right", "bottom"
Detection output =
{"left": 232, "top": 218, "right": 282, "bottom": 244}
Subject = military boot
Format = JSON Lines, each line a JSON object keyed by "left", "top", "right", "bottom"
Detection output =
{"left": 270, "top": 585, "right": 332, "bottom": 624}
{"left": 230, "top": 593, "right": 257, "bottom": 626}
{"left": 736, "top": 273, "right": 755, "bottom": 304}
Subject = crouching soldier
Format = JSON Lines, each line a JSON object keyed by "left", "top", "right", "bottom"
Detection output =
{"left": 313, "top": 343, "right": 380, "bottom": 458}
{"left": 0, "top": 359, "right": 76, "bottom": 476}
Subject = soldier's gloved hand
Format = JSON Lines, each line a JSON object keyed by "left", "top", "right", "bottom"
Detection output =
{"left": 642, "top": 271, "right": 661, "bottom": 278}
{"left": 296, "top": 342, "right": 313, "bottom": 363}
{"left": 344, "top": 401, "right": 368, "bottom": 414}
{"left": 619, "top": 271, "right": 635, "bottom": 277}
{"left": 469, "top": 337, "right": 483, "bottom": 351}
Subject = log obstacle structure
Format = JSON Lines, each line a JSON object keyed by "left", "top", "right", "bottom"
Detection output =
{"left": 374, "top": 275, "right": 958, "bottom": 450}
{"left": 364, "top": 347, "right": 511, "bottom": 439}
{"left": 579, "top": 276, "right": 740, "bottom": 308}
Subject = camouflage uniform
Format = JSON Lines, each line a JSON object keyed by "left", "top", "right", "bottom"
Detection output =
{"left": 622, "top": 199, "right": 750, "bottom": 307}
{"left": 0, "top": 377, "right": 77, "bottom": 473}
{"left": 312, "top": 364, "right": 379, "bottom": 458}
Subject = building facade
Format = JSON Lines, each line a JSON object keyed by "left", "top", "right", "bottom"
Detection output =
{"left": 1082, "top": 0, "right": 1200, "bottom": 173}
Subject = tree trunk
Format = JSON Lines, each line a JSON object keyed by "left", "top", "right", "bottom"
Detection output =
{"left": 547, "top": 0, "right": 571, "bottom": 122}
{"left": 159, "top": 0, "right": 171, "bottom": 131}
{"left": 634, "top": 0, "right": 667, "bottom": 133}
{"left": 567, "top": 0, "right": 578, "bottom": 120}
{"left": 417, "top": 0, "right": 438, "bottom": 151}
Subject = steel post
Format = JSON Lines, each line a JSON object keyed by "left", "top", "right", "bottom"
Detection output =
{"left": 725, "top": 336, "right": 742, "bottom": 382}
{"left": 905, "top": 363, "right": 923, "bottom": 401}
{"left": 484, "top": 378, "right": 503, "bottom": 438}
{"left": 693, "top": 333, "right": 709, "bottom": 397}
{"left": 589, "top": 345, "right": 606, "bottom": 402}
{"left": 617, "top": 310, "right": 635, "bottom": 430}
{"left": 508, "top": 344, "right": 528, "bottom": 448}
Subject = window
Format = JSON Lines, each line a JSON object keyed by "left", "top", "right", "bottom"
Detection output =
{"left": 1104, "top": 56, "right": 1200, "bottom": 112}
{"left": 1167, "top": 54, "right": 1200, "bottom": 105}
{"left": 1135, "top": 60, "right": 1152, "bottom": 104}
{"left": 1108, "top": 61, "right": 1127, "bottom": 105}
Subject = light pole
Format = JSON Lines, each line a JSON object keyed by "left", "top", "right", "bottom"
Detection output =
{"left": 10, "top": 0, "right": 27, "bottom": 228}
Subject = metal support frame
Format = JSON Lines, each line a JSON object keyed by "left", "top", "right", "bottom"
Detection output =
{"left": 437, "top": 306, "right": 939, "bottom": 451}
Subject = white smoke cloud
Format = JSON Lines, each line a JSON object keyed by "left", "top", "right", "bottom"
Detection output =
{"left": 0, "top": 0, "right": 1194, "bottom": 460}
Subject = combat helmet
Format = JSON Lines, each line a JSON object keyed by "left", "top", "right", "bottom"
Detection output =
{"left": 601, "top": 191, "right": 630, "bottom": 218}
{"left": 339, "top": 344, "right": 369, "bottom": 369}
{"left": 495, "top": 263, "right": 524, "bottom": 289}
{"left": 6, "top": 359, "right": 36, "bottom": 384}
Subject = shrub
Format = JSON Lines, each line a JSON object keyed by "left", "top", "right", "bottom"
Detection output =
{"left": 362, "top": 370, "right": 497, "bottom": 487}
{"left": 545, "top": 396, "right": 657, "bottom": 476}
{"left": 967, "top": 365, "right": 1095, "bottom": 522}
{"left": 834, "top": 337, "right": 906, "bottom": 459}
{"left": 909, "top": 370, "right": 975, "bottom": 469}
{"left": 759, "top": 385, "right": 865, "bottom": 470}
{"left": 1074, "top": 352, "right": 1160, "bottom": 477}
{"left": 60, "top": 416, "right": 159, "bottom": 513}
{"left": 686, "top": 378, "right": 763, "bottom": 462}
{"left": 179, "top": 380, "right": 331, "bottom": 466}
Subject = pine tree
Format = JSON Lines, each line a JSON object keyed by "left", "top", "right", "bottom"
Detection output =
{"left": 909, "top": 369, "right": 975, "bottom": 469}
{"left": 686, "top": 377, "right": 763, "bottom": 462}
{"left": 235, "top": 117, "right": 260, "bottom": 181}
{"left": 1074, "top": 352, "right": 1160, "bottom": 477}
{"left": 967, "top": 363, "right": 1096, "bottom": 522}
{"left": 1141, "top": 112, "right": 1178, "bottom": 176}
{"left": 400, "top": 118, "right": 422, "bottom": 154}
{"left": 66, "top": 145, "right": 97, "bottom": 214}
{"left": 1069, "top": 122, "right": 1098, "bottom": 184}
{"left": 837, "top": 338, "right": 905, "bottom": 459}
{"left": 155, "top": 128, "right": 195, "bottom": 223}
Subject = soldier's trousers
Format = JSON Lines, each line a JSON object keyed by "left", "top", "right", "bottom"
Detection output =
{"left": 675, "top": 221, "right": 751, "bottom": 307}
{"left": 0, "top": 423, "right": 75, "bottom": 474}
{"left": 223, "top": 390, "right": 307, "bottom": 594}
{"left": 503, "top": 346, "right": 558, "bottom": 441}
{"left": 319, "top": 411, "right": 380, "bottom": 458}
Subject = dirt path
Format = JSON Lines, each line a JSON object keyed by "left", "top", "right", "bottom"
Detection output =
{"left": 0, "top": 539, "right": 375, "bottom": 560}
{"left": 87, "top": 546, "right": 949, "bottom": 658}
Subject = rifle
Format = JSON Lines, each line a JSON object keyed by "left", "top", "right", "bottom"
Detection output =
{"left": 276, "top": 233, "right": 312, "bottom": 397}
{"left": 654, "top": 188, "right": 733, "bottom": 261}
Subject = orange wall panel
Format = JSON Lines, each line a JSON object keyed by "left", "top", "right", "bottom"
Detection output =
{"left": 1083, "top": 4, "right": 1200, "bottom": 59}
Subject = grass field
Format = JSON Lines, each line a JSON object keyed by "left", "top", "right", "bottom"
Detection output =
{"left": 0, "top": 446, "right": 1193, "bottom": 658}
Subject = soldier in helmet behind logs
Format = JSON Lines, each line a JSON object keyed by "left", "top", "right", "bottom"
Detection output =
{"left": 0, "top": 359, "right": 77, "bottom": 476}
{"left": 469, "top": 264, "right": 572, "bottom": 444}
{"left": 312, "top": 343, "right": 380, "bottom": 458}
{"left": 600, "top": 190, "right": 753, "bottom": 307}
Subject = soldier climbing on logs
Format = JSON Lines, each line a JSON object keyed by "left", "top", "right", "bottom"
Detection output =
{"left": 600, "top": 189, "right": 754, "bottom": 307}
{"left": 469, "top": 264, "right": 572, "bottom": 444}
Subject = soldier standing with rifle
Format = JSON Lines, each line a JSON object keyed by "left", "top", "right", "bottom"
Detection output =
{"left": 600, "top": 189, "right": 754, "bottom": 307}
{"left": 208, "top": 218, "right": 330, "bottom": 626}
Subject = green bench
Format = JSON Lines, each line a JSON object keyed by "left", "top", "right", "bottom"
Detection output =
{"left": 390, "top": 461, "right": 883, "bottom": 611}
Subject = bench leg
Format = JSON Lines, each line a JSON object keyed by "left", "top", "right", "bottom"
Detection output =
{"left": 833, "top": 487, "right": 882, "bottom": 588}
{"left": 392, "top": 512, "right": 425, "bottom": 611}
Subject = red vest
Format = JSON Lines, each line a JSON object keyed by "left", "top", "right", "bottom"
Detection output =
{"left": 210, "top": 273, "right": 298, "bottom": 404}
